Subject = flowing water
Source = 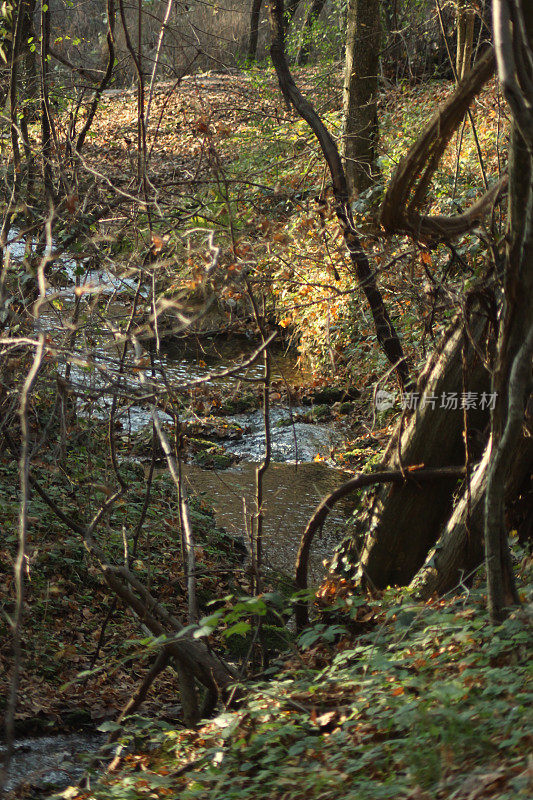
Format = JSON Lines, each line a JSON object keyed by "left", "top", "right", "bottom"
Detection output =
{"left": 0, "top": 732, "right": 105, "bottom": 795}
{"left": 182, "top": 460, "right": 353, "bottom": 580}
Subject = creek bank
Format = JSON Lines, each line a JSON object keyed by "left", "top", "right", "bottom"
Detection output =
{"left": 10, "top": 228, "right": 366, "bottom": 586}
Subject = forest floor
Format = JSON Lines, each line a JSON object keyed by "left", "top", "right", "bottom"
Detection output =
{"left": 1, "top": 62, "right": 530, "bottom": 800}
{"left": 68, "top": 573, "right": 533, "bottom": 800}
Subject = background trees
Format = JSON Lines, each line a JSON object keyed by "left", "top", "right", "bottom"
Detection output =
{"left": 342, "top": 0, "right": 381, "bottom": 197}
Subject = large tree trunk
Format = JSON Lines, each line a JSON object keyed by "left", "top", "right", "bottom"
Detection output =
{"left": 342, "top": 306, "right": 494, "bottom": 590}
{"left": 410, "top": 430, "right": 533, "bottom": 598}
{"left": 485, "top": 1, "right": 533, "bottom": 621}
{"left": 331, "top": 3, "right": 533, "bottom": 607}
{"left": 342, "top": 0, "right": 381, "bottom": 197}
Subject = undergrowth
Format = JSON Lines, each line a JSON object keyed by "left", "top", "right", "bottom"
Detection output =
{"left": 77, "top": 565, "right": 532, "bottom": 800}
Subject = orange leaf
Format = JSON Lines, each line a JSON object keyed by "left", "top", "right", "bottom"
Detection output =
{"left": 66, "top": 194, "right": 78, "bottom": 215}
{"left": 151, "top": 234, "right": 164, "bottom": 254}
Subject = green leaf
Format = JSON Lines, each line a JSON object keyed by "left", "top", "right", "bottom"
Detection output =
{"left": 97, "top": 720, "right": 121, "bottom": 732}
{"left": 223, "top": 621, "right": 251, "bottom": 638}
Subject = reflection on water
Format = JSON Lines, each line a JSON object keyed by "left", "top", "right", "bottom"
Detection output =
{"left": 159, "top": 337, "right": 307, "bottom": 386}
{"left": 182, "top": 461, "right": 353, "bottom": 582}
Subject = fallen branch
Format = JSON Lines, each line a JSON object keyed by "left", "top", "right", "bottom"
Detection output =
{"left": 48, "top": 46, "right": 103, "bottom": 83}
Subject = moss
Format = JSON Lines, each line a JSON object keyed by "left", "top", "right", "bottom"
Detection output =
{"left": 215, "top": 392, "right": 259, "bottom": 415}
{"left": 302, "top": 386, "right": 360, "bottom": 405}
{"left": 339, "top": 401, "right": 357, "bottom": 414}
{"left": 188, "top": 438, "right": 236, "bottom": 469}
{"left": 311, "top": 404, "right": 330, "bottom": 420}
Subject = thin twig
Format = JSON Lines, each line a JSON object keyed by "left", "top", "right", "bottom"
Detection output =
{"left": 0, "top": 337, "right": 44, "bottom": 792}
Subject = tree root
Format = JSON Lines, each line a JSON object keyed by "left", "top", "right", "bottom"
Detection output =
{"left": 294, "top": 465, "right": 466, "bottom": 631}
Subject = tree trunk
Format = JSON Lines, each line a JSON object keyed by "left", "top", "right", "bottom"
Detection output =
{"left": 40, "top": 0, "right": 53, "bottom": 202}
{"left": 342, "top": 0, "right": 381, "bottom": 197}
{"left": 456, "top": 1, "right": 476, "bottom": 81}
{"left": 267, "top": 0, "right": 412, "bottom": 392}
{"left": 410, "top": 430, "right": 533, "bottom": 598}
{"left": 248, "top": 0, "right": 263, "bottom": 62}
{"left": 295, "top": 0, "right": 327, "bottom": 65}
{"left": 486, "top": 1, "right": 533, "bottom": 622}
{"left": 337, "top": 307, "right": 493, "bottom": 590}
{"left": 456, "top": 1, "right": 465, "bottom": 77}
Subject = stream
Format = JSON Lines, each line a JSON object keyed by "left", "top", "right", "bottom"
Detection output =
{"left": 3, "top": 237, "right": 357, "bottom": 796}
{"left": 0, "top": 733, "right": 105, "bottom": 796}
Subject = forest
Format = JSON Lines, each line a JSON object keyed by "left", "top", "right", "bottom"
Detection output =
{"left": 0, "top": 0, "right": 531, "bottom": 798}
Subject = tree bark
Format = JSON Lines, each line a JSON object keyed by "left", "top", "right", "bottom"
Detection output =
{"left": 40, "top": 0, "right": 53, "bottom": 202}
{"left": 410, "top": 430, "right": 533, "bottom": 598}
{"left": 486, "top": 0, "right": 533, "bottom": 622}
{"left": 321, "top": 4, "right": 532, "bottom": 610}
{"left": 248, "top": 0, "right": 263, "bottom": 62}
{"left": 456, "top": 1, "right": 475, "bottom": 80}
{"left": 338, "top": 307, "right": 493, "bottom": 590}
{"left": 342, "top": 0, "right": 381, "bottom": 197}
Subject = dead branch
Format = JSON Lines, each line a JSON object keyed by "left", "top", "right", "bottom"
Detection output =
{"left": 0, "top": 338, "right": 45, "bottom": 794}
{"left": 48, "top": 46, "right": 103, "bottom": 83}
